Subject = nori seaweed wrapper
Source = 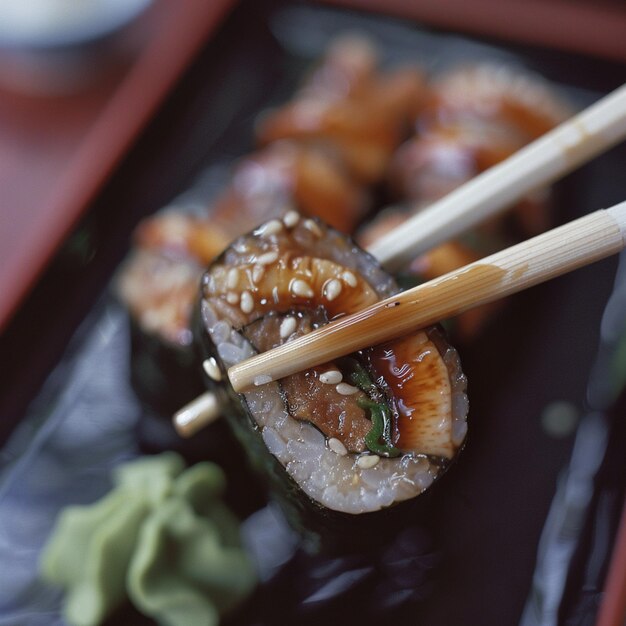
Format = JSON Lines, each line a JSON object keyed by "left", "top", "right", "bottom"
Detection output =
{"left": 195, "top": 216, "right": 467, "bottom": 554}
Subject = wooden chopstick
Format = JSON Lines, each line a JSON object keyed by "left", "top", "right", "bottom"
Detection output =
{"left": 173, "top": 391, "right": 221, "bottom": 437}
{"left": 184, "top": 86, "right": 626, "bottom": 426}
{"left": 229, "top": 201, "right": 626, "bottom": 392}
{"left": 367, "top": 83, "right": 626, "bottom": 271}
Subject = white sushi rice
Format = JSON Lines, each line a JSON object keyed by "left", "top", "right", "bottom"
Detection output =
{"left": 202, "top": 300, "right": 463, "bottom": 515}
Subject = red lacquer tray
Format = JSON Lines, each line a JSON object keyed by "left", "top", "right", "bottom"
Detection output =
{"left": 0, "top": 0, "right": 234, "bottom": 333}
{"left": 322, "top": 0, "right": 626, "bottom": 63}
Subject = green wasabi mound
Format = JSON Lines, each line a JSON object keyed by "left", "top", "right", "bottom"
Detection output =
{"left": 40, "top": 452, "right": 256, "bottom": 626}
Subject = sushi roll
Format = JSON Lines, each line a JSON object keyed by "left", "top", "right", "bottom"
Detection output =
{"left": 390, "top": 62, "right": 572, "bottom": 237}
{"left": 358, "top": 63, "right": 572, "bottom": 340}
{"left": 197, "top": 213, "right": 468, "bottom": 550}
{"left": 256, "top": 34, "right": 425, "bottom": 185}
{"left": 117, "top": 248, "right": 206, "bottom": 417}
{"left": 211, "top": 142, "right": 370, "bottom": 234}
{"left": 420, "top": 63, "right": 572, "bottom": 142}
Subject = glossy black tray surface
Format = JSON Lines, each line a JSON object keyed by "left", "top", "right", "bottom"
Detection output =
{"left": 1, "top": 2, "right": 625, "bottom": 625}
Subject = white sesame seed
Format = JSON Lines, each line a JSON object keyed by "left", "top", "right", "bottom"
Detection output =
{"left": 323, "top": 279, "right": 342, "bottom": 301}
{"left": 336, "top": 382, "right": 358, "bottom": 395}
{"left": 291, "top": 279, "right": 314, "bottom": 298}
{"left": 202, "top": 357, "right": 222, "bottom": 381}
{"left": 319, "top": 370, "right": 342, "bottom": 384}
{"left": 240, "top": 291, "right": 254, "bottom": 314}
{"left": 255, "top": 219, "right": 283, "bottom": 237}
{"left": 252, "top": 265, "right": 265, "bottom": 284}
{"left": 227, "top": 268, "right": 239, "bottom": 289}
{"left": 254, "top": 374, "right": 273, "bottom": 386}
{"left": 303, "top": 219, "right": 322, "bottom": 237}
{"left": 342, "top": 271, "right": 357, "bottom": 287}
{"left": 283, "top": 210, "right": 300, "bottom": 228}
{"left": 280, "top": 316, "right": 297, "bottom": 338}
{"left": 226, "top": 292, "right": 239, "bottom": 304}
{"left": 256, "top": 251, "right": 278, "bottom": 265}
{"left": 328, "top": 437, "right": 348, "bottom": 456}
{"left": 357, "top": 454, "right": 380, "bottom": 469}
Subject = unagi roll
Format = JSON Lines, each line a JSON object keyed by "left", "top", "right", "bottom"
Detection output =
{"left": 197, "top": 213, "right": 468, "bottom": 546}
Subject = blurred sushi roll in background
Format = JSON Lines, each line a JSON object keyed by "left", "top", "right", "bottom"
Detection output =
{"left": 358, "top": 62, "right": 573, "bottom": 339}
{"left": 256, "top": 34, "right": 426, "bottom": 185}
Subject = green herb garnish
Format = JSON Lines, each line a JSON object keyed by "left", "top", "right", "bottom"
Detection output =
{"left": 358, "top": 398, "right": 401, "bottom": 457}
{"left": 348, "top": 361, "right": 401, "bottom": 457}
{"left": 349, "top": 361, "right": 377, "bottom": 394}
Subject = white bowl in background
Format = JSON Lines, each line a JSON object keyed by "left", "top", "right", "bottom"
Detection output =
{"left": 0, "top": 0, "right": 153, "bottom": 94}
